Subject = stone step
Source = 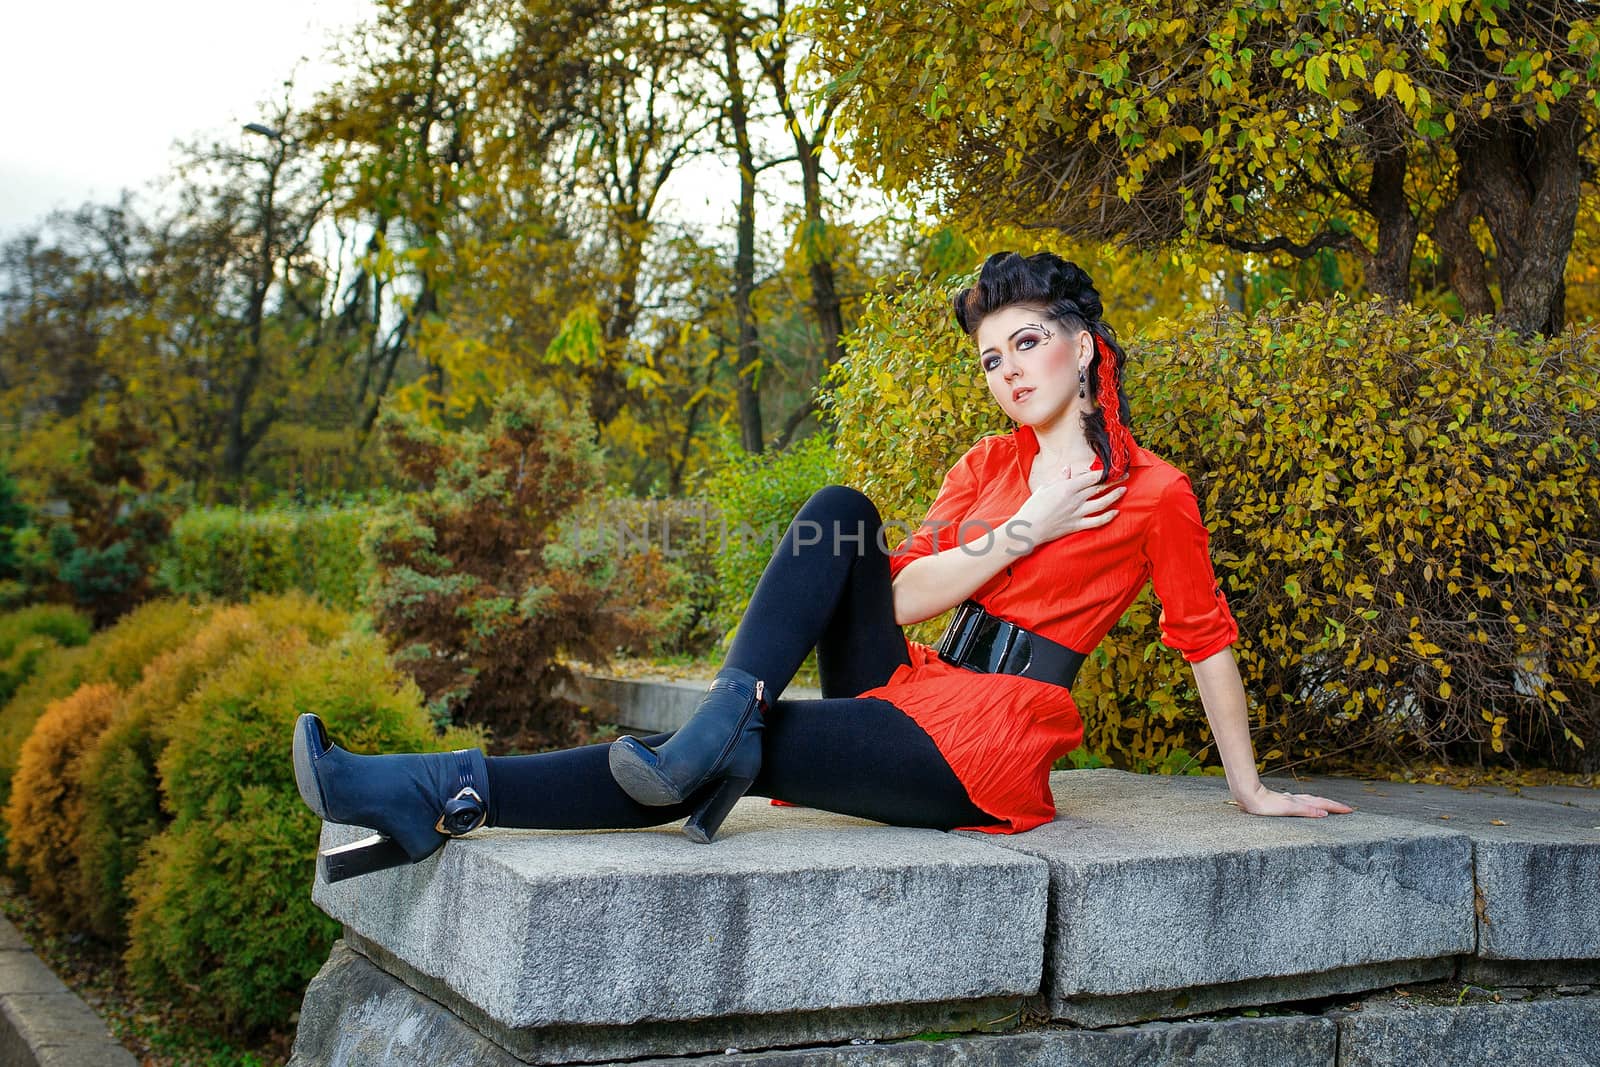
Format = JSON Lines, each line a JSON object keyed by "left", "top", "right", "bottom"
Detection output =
{"left": 1252, "top": 772, "right": 1600, "bottom": 969}
{"left": 290, "top": 939, "right": 1600, "bottom": 1067}
{"left": 312, "top": 799, "right": 1048, "bottom": 1056}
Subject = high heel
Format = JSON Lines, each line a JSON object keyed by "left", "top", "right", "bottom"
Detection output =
{"left": 608, "top": 666, "right": 768, "bottom": 835}
{"left": 684, "top": 775, "right": 755, "bottom": 844}
{"left": 292, "top": 712, "right": 492, "bottom": 883}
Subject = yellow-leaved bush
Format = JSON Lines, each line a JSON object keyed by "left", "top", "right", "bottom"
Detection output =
{"left": 827, "top": 284, "right": 1599, "bottom": 775}
{"left": 122, "top": 625, "right": 481, "bottom": 1034}
{"left": 3, "top": 682, "right": 125, "bottom": 926}
{"left": 0, "top": 598, "right": 215, "bottom": 813}
{"left": 75, "top": 592, "right": 350, "bottom": 942}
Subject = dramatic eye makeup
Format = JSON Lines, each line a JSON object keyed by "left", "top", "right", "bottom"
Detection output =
{"left": 980, "top": 322, "right": 1055, "bottom": 371}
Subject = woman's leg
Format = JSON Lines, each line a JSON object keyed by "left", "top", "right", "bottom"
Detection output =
{"left": 721, "top": 483, "right": 913, "bottom": 700}
{"left": 489, "top": 484, "right": 998, "bottom": 830}
{"left": 486, "top": 732, "right": 703, "bottom": 830}
{"left": 486, "top": 697, "right": 1002, "bottom": 831}
{"left": 752, "top": 695, "right": 1000, "bottom": 829}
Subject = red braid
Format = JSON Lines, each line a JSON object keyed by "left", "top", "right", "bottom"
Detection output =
{"left": 1094, "top": 332, "right": 1135, "bottom": 482}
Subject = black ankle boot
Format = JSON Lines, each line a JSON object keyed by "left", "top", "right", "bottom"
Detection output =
{"left": 292, "top": 713, "right": 492, "bottom": 882}
{"left": 607, "top": 666, "right": 767, "bottom": 843}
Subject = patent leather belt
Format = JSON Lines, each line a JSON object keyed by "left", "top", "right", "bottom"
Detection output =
{"left": 934, "top": 599, "right": 1085, "bottom": 691}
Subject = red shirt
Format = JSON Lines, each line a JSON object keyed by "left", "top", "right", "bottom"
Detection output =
{"left": 851, "top": 422, "right": 1239, "bottom": 834}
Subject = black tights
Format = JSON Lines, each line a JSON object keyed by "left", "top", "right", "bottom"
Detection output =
{"left": 484, "top": 485, "right": 1003, "bottom": 832}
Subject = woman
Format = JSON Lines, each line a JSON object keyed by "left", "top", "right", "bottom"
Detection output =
{"left": 292, "top": 251, "right": 1353, "bottom": 883}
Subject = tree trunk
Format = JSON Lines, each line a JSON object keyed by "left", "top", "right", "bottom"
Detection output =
{"left": 1461, "top": 107, "right": 1583, "bottom": 337}
{"left": 723, "top": 26, "right": 764, "bottom": 455}
{"left": 1366, "top": 147, "right": 1418, "bottom": 306}
{"left": 1431, "top": 185, "right": 1496, "bottom": 320}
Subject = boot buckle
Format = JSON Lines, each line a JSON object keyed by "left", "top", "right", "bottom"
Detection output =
{"left": 435, "top": 786, "right": 487, "bottom": 836}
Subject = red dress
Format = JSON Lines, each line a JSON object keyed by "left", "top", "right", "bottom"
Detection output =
{"left": 849, "top": 422, "right": 1240, "bottom": 834}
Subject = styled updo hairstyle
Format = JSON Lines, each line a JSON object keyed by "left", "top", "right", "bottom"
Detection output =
{"left": 952, "top": 251, "right": 1137, "bottom": 481}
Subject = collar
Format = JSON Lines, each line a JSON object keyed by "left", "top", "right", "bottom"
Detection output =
{"left": 1011, "top": 422, "right": 1152, "bottom": 475}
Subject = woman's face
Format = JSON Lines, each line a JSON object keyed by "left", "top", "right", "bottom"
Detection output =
{"left": 973, "top": 303, "right": 1092, "bottom": 429}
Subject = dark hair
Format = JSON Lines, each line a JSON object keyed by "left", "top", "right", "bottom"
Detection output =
{"left": 951, "top": 251, "right": 1136, "bottom": 477}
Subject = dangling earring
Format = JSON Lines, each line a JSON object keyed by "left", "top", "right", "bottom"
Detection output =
{"left": 1077, "top": 366, "right": 1087, "bottom": 399}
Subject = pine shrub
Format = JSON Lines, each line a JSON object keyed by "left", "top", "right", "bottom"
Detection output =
{"left": 2, "top": 682, "right": 125, "bottom": 925}
{"left": 123, "top": 628, "right": 450, "bottom": 1033}
{"left": 75, "top": 593, "right": 349, "bottom": 941}
{"left": 365, "top": 383, "right": 687, "bottom": 750}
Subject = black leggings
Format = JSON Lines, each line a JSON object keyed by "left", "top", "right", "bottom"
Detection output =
{"left": 483, "top": 485, "right": 1003, "bottom": 832}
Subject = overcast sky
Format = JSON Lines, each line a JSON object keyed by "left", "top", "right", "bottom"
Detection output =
{"left": 1, "top": 0, "right": 768, "bottom": 243}
{"left": 1, "top": 0, "right": 381, "bottom": 238}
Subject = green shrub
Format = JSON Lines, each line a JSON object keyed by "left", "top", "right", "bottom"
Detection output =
{"left": 0, "top": 605, "right": 92, "bottom": 656}
{"left": 13, "top": 412, "right": 171, "bottom": 627}
{"left": 555, "top": 490, "right": 722, "bottom": 661}
{"left": 2, "top": 682, "right": 125, "bottom": 924}
{"left": 75, "top": 593, "right": 350, "bottom": 942}
{"left": 124, "top": 628, "right": 451, "bottom": 1034}
{"left": 825, "top": 285, "right": 1600, "bottom": 774}
{"left": 366, "top": 383, "right": 688, "bottom": 750}
{"left": 700, "top": 426, "right": 842, "bottom": 650}
{"left": 0, "top": 599, "right": 214, "bottom": 811}
{"left": 0, "top": 605, "right": 92, "bottom": 708}
{"left": 156, "top": 504, "right": 375, "bottom": 611}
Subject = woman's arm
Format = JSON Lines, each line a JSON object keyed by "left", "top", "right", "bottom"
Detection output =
{"left": 1190, "top": 647, "right": 1354, "bottom": 818}
{"left": 892, "top": 467, "right": 1127, "bottom": 626}
{"left": 891, "top": 517, "right": 1033, "bottom": 626}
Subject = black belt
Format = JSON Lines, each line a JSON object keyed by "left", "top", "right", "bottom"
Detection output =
{"left": 934, "top": 599, "right": 1085, "bottom": 691}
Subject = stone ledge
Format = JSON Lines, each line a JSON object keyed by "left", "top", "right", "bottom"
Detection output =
{"left": 290, "top": 939, "right": 1341, "bottom": 1067}
{"left": 0, "top": 917, "right": 137, "bottom": 1067}
{"left": 1328, "top": 984, "right": 1600, "bottom": 1066}
{"left": 299, "top": 669, "right": 1599, "bottom": 1061}
{"left": 298, "top": 937, "right": 1029, "bottom": 1066}
{"left": 1254, "top": 772, "right": 1600, "bottom": 962}
{"left": 553, "top": 671, "right": 823, "bottom": 735}
{"left": 960, "top": 769, "right": 1477, "bottom": 1022}
{"left": 312, "top": 800, "right": 1048, "bottom": 1033}
{"left": 290, "top": 947, "right": 1600, "bottom": 1067}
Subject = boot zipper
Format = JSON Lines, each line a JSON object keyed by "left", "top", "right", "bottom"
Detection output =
{"left": 709, "top": 678, "right": 764, "bottom": 774}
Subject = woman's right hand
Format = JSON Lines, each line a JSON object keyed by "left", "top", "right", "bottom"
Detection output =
{"left": 1010, "top": 467, "right": 1127, "bottom": 550}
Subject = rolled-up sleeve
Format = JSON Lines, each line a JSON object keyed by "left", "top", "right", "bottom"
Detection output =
{"left": 887, "top": 443, "right": 986, "bottom": 582}
{"left": 1143, "top": 474, "right": 1239, "bottom": 662}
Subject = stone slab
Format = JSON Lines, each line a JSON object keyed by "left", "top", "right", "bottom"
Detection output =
{"left": 1048, "top": 955, "right": 1454, "bottom": 1029}
{"left": 0, "top": 953, "right": 70, "bottom": 997}
{"left": 0, "top": 919, "right": 136, "bottom": 1067}
{"left": 553, "top": 672, "right": 823, "bottom": 734}
{"left": 1258, "top": 773, "right": 1600, "bottom": 961}
{"left": 288, "top": 938, "right": 1339, "bottom": 1067}
{"left": 294, "top": 938, "right": 1027, "bottom": 1066}
{"left": 959, "top": 769, "right": 1476, "bottom": 1022}
{"left": 1331, "top": 986, "right": 1600, "bottom": 1066}
{"left": 626, "top": 1014, "right": 1338, "bottom": 1067}
{"left": 288, "top": 941, "right": 513, "bottom": 1067}
{"left": 1458, "top": 957, "right": 1600, "bottom": 987}
{"left": 311, "top": 798, "right": 1048, "bottom": 1030}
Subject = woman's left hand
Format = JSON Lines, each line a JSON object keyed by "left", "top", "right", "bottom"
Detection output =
{"left": 1234, "top": 783, "right": 1356, "bottom": 818}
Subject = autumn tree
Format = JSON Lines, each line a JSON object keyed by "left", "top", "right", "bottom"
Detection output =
{"left": 793, "top": 0, "right": 1600, "bottom": 334}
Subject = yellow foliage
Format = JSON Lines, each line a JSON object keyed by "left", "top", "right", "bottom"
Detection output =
{"left": 829, "top": 282, "right": 1600, "bottom": 775}
{"left": 3, "top": 683, "right": 125, "bottom": 928}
